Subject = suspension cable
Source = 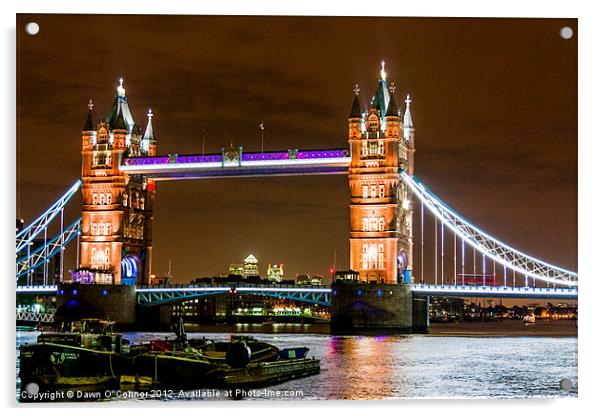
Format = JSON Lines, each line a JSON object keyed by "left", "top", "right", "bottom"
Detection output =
{"left": 434, "top": 217, "right": 438, "bottom": 285}
{"left": 421, "top": 200, "right": 424, "bottom": 284}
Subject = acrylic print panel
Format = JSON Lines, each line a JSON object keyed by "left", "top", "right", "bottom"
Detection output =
{"left": 15, "top": 14, "right": 577, "bottom": 402}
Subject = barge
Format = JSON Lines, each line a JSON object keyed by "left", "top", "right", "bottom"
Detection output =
{"left": 19, "top": 319, "right": 134, "bottom": 387}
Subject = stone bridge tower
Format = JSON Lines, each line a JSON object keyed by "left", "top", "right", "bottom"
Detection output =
{"left": 347, "top": 63, "right": 415, "bottom": 284}
{"left": 76, "top": 79, "right": 156, "bottom": 286}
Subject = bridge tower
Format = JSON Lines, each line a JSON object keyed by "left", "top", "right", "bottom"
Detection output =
{"left": 332, "top": 62, "right": 425, "bottom": 334}
{"left": 348, "top": 62, "right": 415, "bottom": 284}
{"left": 75, "top": 79, "right": 156, "bottom": 286}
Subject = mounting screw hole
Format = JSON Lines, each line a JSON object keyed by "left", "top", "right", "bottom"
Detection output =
{"left": 560, "top": 26, "right": 573, "bottom": 40}
{"left": 560, "top": 377, "right": 574, "bottom": 391}
{"left": 25, "top": 22, "right": 40, "bottom": 36}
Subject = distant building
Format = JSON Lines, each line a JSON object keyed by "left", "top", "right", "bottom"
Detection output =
{"left": 243, "top": 254, "right": 259, "bottom": 277}
{"left": 297, "top": 274, "right": 324, "bottom": 285}
{"left": 228, "top": 263, "right": 244, "bottom": 277}
{"left": 266, "top": 264, "right": 284, "bottom": 282}
{"left": 228, "top": 254, "right": 260, "bottom": 278}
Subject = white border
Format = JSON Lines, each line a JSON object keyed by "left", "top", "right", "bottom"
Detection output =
{"left": 3, "top": 1, "right": 600, "bottom": 415}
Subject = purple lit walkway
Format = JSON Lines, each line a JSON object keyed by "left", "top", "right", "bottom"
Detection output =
{"left": 120, "top": 149, "right": 351, "bottom": 180}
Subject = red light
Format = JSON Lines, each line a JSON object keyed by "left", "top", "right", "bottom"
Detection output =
{"left": 329, "top": 268, "right": 336, "bottom": 275}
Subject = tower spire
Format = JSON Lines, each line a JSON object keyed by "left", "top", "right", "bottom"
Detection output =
{"left": 82, "top": 99, "right": 95, "bottom": 131}
{"left": 380, "top": 60, "right": 387, "bottom": 81}
{"left": 349, "top": 84, "right": 362, "bottom": 119}
{"left": 404, "top": 94, "right": 414, "bottom": 128}
{"left": 143, "top": 108, "right": 154, "bottom": 141}
{"left": 117, "top": 77, "right": 126, "bottom": 97}
{"left": 142, "top": 108, "right": 157, "bottom": 156}
{"left": 371, "top": 62, "right": 390, "bottom": 122}
{"left": 385, "top": 83, "right": 399, "bottom": 117}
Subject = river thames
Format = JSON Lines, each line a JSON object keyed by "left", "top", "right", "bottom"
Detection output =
{"left": 16, "top": 323, "right": 577, "bottom": 401}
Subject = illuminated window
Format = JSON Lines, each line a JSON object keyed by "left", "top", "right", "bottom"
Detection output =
{"left": 362, "top": 217, "right": 385, "bottom": 232}
{"left": 362, "top": 185, "right": 368, "bottom": 198}
{"left": 92, "top": 193, "right": 98, "bottom": 205}
{"left": 361, "top": 244, "right": 383, "bottom": 269}
{"left": 107, "top": 193, "right": 112, "bottom": 205}
{"left": 361, "top": 142, "right": 367, "bottom": 156}
{"left": 91, "top": 224, "right": 97, "bottom": 235}
{"left": 370, "top": 185, "right": 377, "bottom": 198}
{"left": 379, "top": 184, "right": 385, "bottom": 198}
{"left": 90, "top": 247, "right": 110, "bottom": 269}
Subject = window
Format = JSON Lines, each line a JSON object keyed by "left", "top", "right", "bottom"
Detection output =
{"left": 107, "top": 193, "right": 112, "bottom": 205}
{"left": 92, "top": 193, "right": 98, "bottom": 205}
{"left": 379, "top": 184, "right": 385, "bottom": 198}
{"left": 93, "top": 152, "right": 111, "bottom": 167}
{"left": 370, "top": 185, "right": 377, "bottom": 198}
{"left": 362, "top": 217, "right": 385, "bottom": 232}
{"left": 360, "top": 243, "right": 385, "bottom": 270}
{"left": 90, "top": 247, "right": 110, "bottom": 269}
{"left": 362, "top": 185, "right": 368, "bottom": 199}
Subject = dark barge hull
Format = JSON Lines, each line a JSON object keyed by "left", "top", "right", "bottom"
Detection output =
{"left": 208, "top": 358, "right": 321, "bottom": 388}
{"left": 127, "top": 354, "right": 320, "bottom": 388}
{"left": 19, "top": 342, "right": 129, "bottom": 386}
{"left": 129, "top": 353, "right": 215, "bottom": 386}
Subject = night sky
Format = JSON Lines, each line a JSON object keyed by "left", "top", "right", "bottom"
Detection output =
{"left": 16, "top": 15, "right": 577, "bottom": 284}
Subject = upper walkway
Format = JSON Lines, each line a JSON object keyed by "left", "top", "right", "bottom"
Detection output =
{"left": 120, "top": 149, "right": 351, "bottom": 180}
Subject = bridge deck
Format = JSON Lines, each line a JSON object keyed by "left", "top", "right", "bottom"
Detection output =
{"left": 17, "top": 284, "right": 578, "bottom": 303}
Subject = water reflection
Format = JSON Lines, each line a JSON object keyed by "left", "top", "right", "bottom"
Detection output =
{"left": 16, "top": 328, "right": 577, "bottom": 401}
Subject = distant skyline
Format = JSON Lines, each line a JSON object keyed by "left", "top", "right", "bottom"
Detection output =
{"left": 16, "top": 15, "right": 577, "bottom": 283}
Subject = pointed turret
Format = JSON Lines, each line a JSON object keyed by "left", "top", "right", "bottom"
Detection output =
{"left": 143, "top": 109, "right": 154, "bottom": 142}
{"left": 403, "top": 94, "right": 414, "bottom": 129}
{"left": 83, "top": 99, "right": 95, "bottom": 132}
{"left": 81, "top": 100, "right": 96, "bottom": 151}
{"left": 349, "top": 84, "right": 362, "bottom": 119}
{"left": 384, "top": 83, "right": 401, "bottom": 140}
{"left": 403, "top": 94, "right": 416, "bottom": 176}
{"left": 348, "top": 84, "right": 363, "bottom": 140}
{"left": 385, "top": 84, "right": 399, "bottom": 117}
{"left": 112, "top": 108, "right": 127, "bottom": 150}
{"left": 142, "top": 108, "right": 157, "bottom": 156}
{"left": 112, "top": 108, "right": 128, "bottom": 131}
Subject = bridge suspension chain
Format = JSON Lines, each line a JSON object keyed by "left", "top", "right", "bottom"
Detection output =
{"left": 401, "top": 171, "right": 577, "bottom": 287}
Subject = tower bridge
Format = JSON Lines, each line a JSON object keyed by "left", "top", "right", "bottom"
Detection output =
{"left": 16, "top": 63, "right": 577, "bottom": 333}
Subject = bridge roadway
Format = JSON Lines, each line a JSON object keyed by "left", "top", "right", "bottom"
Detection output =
{"left": 16, "top": 283, "right": 578, "bottom": 307}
